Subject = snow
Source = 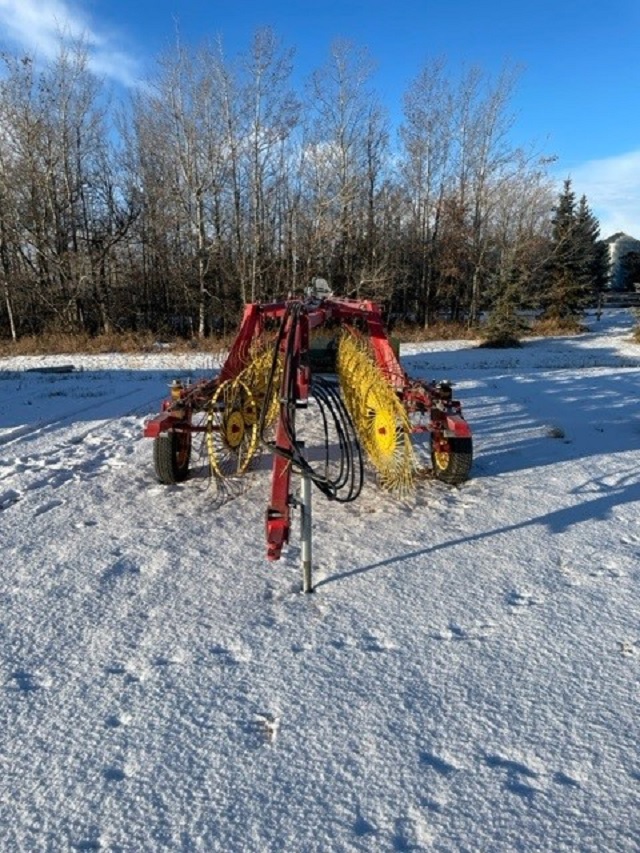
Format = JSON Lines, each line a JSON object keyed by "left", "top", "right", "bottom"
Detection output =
{"left": 1, "top": 310, "right": 640, "bottom": 852}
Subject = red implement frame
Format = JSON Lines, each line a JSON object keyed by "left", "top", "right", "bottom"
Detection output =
{"left": 144, "top": 295, "right": 472, "bottom": 560}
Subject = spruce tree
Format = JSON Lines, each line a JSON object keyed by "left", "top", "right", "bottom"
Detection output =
{"left": 575, "top": 195, "right": 609, "bottom": 298}
{"left": 541, "top": 179, "right": 604, "bottom": 323}
{"left": 481, "top": 270, "right": 526, "bottom": 347}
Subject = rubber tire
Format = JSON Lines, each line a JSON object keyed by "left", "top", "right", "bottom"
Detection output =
{"left": 153, "top": 430, "right": 191, "bottom": 484}
{"left": 431, "top": 437, "right": 473, "bottom": 485}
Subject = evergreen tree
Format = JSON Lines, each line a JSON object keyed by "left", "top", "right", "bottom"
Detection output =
{"left": 480, "top": 269, "right": 527, "bottom": 347}
{"left": 541, "top": 179, "right": 604, "bottom": 322}
{"left": 575, "top": 195, "right": 609, "bottom": 297}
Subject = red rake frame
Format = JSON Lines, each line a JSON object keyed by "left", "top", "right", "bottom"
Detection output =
{"left": 143, "top": 296, "right": 472, "bottom": 560}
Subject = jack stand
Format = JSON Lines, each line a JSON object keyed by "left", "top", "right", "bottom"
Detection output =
{"left": 300, "top": 464, "right": 313, "bottom": 593}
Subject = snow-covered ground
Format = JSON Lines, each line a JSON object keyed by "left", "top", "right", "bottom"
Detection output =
{"left": 1, "top": 310, "right": 639, "bottom": 852}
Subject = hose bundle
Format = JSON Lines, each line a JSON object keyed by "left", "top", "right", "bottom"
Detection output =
{"left": 259, "top": 304, "right": 363, "bottom": 503}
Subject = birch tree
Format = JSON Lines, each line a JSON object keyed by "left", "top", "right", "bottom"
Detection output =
{"left": 305, "top": 40, "right": 382, "bottom": 291}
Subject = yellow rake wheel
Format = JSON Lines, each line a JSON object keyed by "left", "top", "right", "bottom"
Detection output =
{"left": 362, "top": 379, "right": 415, "bottom": 491}
{"left": 237, "top": 346, "right": 282, "bottom": 431}
{"left": 337, "top": 332, "right": 416, "bottom": 491}
{"left": 206, "top": 378, "right": 260, "bottom": 479}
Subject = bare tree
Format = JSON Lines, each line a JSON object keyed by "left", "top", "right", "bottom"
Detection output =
{"left": 241, "top": 28, "right": 299, "bottom": 301}
{"left": 0, "top": 40, "right": 128, "bottom": 334}
{"left": 400, "top": 59, "right": 552, "bottom": 326}
{"left": 400, "top": 58, "right": 454, "bottom": 324}
{"left": 132, "top": 38, "right": 231, "bottom": 335}
{"left": 304, "top": 40, "right": 382, "bottom": 290}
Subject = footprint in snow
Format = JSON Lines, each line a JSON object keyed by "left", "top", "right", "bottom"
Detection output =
{"left": 102, "top": 766, "right": 126, "bottom": 782}
{"left": 71, "top": 834, "right": 102, "bottom": 851}
{"left": 620, "top": 533, "right": 640, "bottom": 548}
{"left": 391, "top": 814, "right": 432, "bottom": 851}
{"left": 100, "top": 556, "right": 141, "bottom": 584}
{"left": 0, "top": 488, "right": 20, "bottom": 509}
{"left": 44, "top": 454, "right": 62, "bottom": 467}
{"left": 7, "top": 669, "right": 44, "bottom": 693}
{"left": 209, "top": 640, "right": 253, "bottom": 665}
{"left": 27, "top": 470, "right": 74, "bottom": 491}
{"left": 209, "top": 644, "right": 239, "bottom": 666}
{"left": 360, "top": 632, "right": 395, "bottom": 653}
{"left": 430, "top": 621, "right": 493, "bottom": 641}
{"left": 104, "top": 663, "right": 139, "bottom": 684}
{"left": 241, "top": 713, "right": 280, "bottom": 748}
{"left": 618, "top": 640, "right": 640, "bottom": 657}
{"left": 505, "top": 589, "right": 540, "bottom": 608}
{"left": 552, "top": 770, "right": 581, "bottom": 789}
{"left": 419, "top": 751, "right": 458, "bottom": 777}
{"left": 589, "top": 564, "right": 623, "bottom": 580}
{"left": 256, "top": 713, "right": 279, "bottom": 743}
{"left": 484, "top": 754, "right": 541, "bottom": 799}
{"left": 33, "top": 498, "right": 66, "bottom": 517}
{"left": 104, "top": 714, "right": 131, "bottom": 729}
{"left": 352, "top": 811, "right": 377, "bottom": 838}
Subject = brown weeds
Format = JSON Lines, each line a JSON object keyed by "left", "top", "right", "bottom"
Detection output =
{"left": 0, "top": 331, "right": 230, "bottom": 357}
{"left": 392, "top": 321, "right": 480, "bottom": 343}
{"left": 529, "top": 317, "right": 586, "bottom": 336}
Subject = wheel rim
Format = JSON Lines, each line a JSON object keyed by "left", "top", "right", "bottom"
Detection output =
{"left": 433, "top": 449, "right": 450, "bottom": 471}
{"left": 206, "top": 378, "right": 259, "bottom": 478}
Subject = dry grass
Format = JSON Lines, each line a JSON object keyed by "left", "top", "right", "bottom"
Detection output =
{"left": 528, "top": 316, "right": 586, "bottom": 336}
{"left": 0, "top": 322, "right": 480, "bottom": 355}
{"left": 392, "top": 321, "right": 480, "bottom": 343}
{"left": 0, "top": 330, "right": 231, "bottom": 357}
{"left": 2, "top": 313, "right": 629, "bottom": 355}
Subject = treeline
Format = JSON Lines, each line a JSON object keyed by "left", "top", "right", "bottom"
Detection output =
{"left": 0, "top": 31, "right": 608, "bottom": 341}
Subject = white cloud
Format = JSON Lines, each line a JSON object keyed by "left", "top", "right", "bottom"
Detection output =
{"left": 0, "top": 0, "right": 140, "bottom": 87}
{"left": 564, "top": 150, "right": 640, "bottom": 240}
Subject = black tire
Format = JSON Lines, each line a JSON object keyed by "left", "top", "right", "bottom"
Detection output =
{"left": 153, "top": 430, "right": 191, "bottom": 484}
{"left": 431, "top": 436, "right": 473, "bottom": 485}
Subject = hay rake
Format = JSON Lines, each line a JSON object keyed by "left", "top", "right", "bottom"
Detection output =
{"left": 144, "top": 291, "right": 472, "bottom": 562}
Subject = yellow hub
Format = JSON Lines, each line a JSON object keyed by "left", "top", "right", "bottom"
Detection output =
{"left": 224, "top": 410, "right": 245, "bottom": 449}
{"left": 370, "top": 407, "right": 397, "bottom": 460}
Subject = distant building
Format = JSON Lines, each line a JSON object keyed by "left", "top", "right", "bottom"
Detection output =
{"left": 604, "top": 232, "right": 640, "bottom": 290}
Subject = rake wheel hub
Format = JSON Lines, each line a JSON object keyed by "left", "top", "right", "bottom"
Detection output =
{"left": 224, "top": 410, "right": 245, "bottom": 449}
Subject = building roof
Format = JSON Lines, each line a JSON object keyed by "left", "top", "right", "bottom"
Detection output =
{"left": 604, "top": 231, "right": 639, "bottom": 244}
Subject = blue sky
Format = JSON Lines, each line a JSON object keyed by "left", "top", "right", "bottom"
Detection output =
{"left": 1, "top": 0, "right": 639, "bottom": 237}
